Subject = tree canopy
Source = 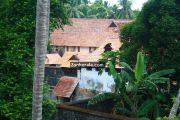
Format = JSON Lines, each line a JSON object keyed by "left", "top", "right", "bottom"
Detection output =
{"left": 0, "top": 0, "right": 69, "bottom": 119}
{"left": 65, "top": 0, "right": 137, "bottom": 19}
{"left": 120, "top": 0, "right": 180, "bottom": 78}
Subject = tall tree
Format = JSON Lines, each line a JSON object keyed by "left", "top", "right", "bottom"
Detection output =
{"left": 89, "top": 0, "right": 108, "bottom": 18}
{"left": 32, "top": 0, "right": 50, "bottom": 119}
{"left": 0, "top": 0, "right": 68, "bottom": 119}
{"left": 65, "top": 0, "right": 88, "bottom": 18}
{"left": 120, "top": 0, "right": 180, "bottom": 115}
{"left": 118, "top": 0, "right": 134, "bottom": 19}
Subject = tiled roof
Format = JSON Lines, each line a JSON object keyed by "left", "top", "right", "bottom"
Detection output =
{"left": 79, "top": 38, "right": 121, "bottom": 62}
{"left": 45, "top": 53, "right": 61, "bottom": 64}
{"left": 59, "top": 52, "right": 88, "bottom": 68}
{"left": 50, "top": 18, "right": 131, "bottom": 47}
{"left": 59, "top": 52, "right": 79, "bottom": 67}
{"left": 53, "top": 76, "right": 79, "bottom": 98}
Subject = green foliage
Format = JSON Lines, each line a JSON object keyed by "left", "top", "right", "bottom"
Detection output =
{"left": 88, "top": 93, "right": 115, "bottom": 105}
{"left": 135, "top": 52, "right": 145, "bottom": 81}
{"left": 89, "top": 52, "right": 175, "bottom": 119}
{"left": 120, "top": 0, "right": 180, "bottom": 79}
{"left": 65, "top": 0, "right": 136, "bottom": 19}
{"left": 90, "top": 0, "right": 108, "bottom": 18}
{"left": 118, "top": 0, "right": 134, "bottom": 19}
{"left": 138, "top": 99, "right": 156, "bottom": 116}
{"left": 0, "top": 0, "right": 69, "bottom": 119}
{"left": 120, "top": 1, "right": 180, "bottom": 116}
{"left": 156, "top": 115, "right": 180, "bottom": 120}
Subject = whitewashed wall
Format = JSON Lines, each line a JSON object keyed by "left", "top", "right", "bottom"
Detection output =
{"left": 80, "top": 47, "right": 89, "bottom": 53}
{"left": 79, "top": 68, "right": 115, "bottom": 92}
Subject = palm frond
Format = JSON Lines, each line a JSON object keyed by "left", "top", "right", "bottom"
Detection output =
{"left": 120, "top": 62, "right": 133, "bottom": 72}
{"left": 142, "top": 80, "right": 158, "bottom": 90}
{"left": 150, "top": 77, "right": 170, "bottom": 84}
{"left": 147, "top": 69, "right": 175, "bottom": 79}
{"left": 120, "top": 70, "right": 133, "bottom": 82}
{"left": 153, "top": 104, "right": 161, "bottom": 118}
{"left": 138, "top": 99, "right": 156, "bottom": 116}
{"left": 123, "top": 94, "right": 133, "bottom": 107}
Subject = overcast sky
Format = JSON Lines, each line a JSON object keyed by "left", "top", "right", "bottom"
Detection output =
{"left": 90, "top": 0, "right": 148, "bottom": 10}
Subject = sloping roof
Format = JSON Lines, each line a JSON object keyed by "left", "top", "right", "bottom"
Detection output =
{"left": 53, "top": 76, "right": 79, "bottom": 98}
{"left": 60, "top": 52, "right": 88, "bottom": 68}
{"left": 50, "top": 18, "right": 131, "bottom": 47}
{"left": 59, "top": 52, "right": 79, "bottom": 67}
{"left": 45, "top": 53, "right": 61, "bottom": 64}
{"left": 79, "top": 38, "right": 121, "bottom": 62}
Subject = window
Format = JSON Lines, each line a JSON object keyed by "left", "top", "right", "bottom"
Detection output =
{"left": 86, "top": 68, "right": 92, "bottom": 71}
{"left": 78, "top": 46, "right": 80, "bottom": 52}
{"left": 95, "top": 68, "right": 101, "bottom": 71}
{"left": 89, "top": 47, "right": 96, "bottom": 53}
{"left": 69, "top": 46, "right": 76, "bottom": 52}
{"left": 104, "top": 43, "right": 112, "bottom": 52}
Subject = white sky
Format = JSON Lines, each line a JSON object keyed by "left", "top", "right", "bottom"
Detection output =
{"left": 90, "top": 0, "right": 148, "bottom": 10}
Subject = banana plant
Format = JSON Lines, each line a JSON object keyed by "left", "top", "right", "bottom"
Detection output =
{"left": 120, "top": 52, "right": 175, "bottom": 118}
{"left": 88, "top": 52, "right": 175, "bottom": 119}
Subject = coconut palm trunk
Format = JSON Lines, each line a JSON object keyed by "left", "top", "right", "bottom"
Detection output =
{"left": 169, "top": 88, "right": 180, "bottom": 117}
{"left": 32, "top": 0, "right": 50, "bottom": 119}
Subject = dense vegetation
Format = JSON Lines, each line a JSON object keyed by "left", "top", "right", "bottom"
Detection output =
{"left": 120, "top": 0, "right": 180, "bottom": 114}
{"left": 89, "top": 0, "right": 180, "bottom": 119}
{"left": 0, "top": 0, "right": 68, "bottom": 119}
{"left": 0, "top": 0, "right": 179, "bottom": 119}
{"left": 89, "top": 52, "right": 175, "bottom": 119}
{"left": 120, "top": 0, "right": 180, "bottom": 80}
{"left": 66, "top": 0, "right": 138, "bottom": 19}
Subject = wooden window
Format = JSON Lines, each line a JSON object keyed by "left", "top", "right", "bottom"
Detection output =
{"left": 78, "top": 46, "right": 80, "bottom": 52}
{"left": 69, "top": 46, "right": 76, "bottom": 52}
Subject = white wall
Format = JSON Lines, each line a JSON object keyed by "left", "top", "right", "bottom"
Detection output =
{"left": 52, "top": 46, "right": 96, "bottom": 54}
{"left": 80, "top": 47, "right": 89, "bottom": 53}
{"left": 79, "top": 68, "right": 115, "bottom": 92}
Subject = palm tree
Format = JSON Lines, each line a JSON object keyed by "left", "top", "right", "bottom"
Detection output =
{"left": 32, "top": 0, "right": 50, "bottom": 119}
{"left": 66, "top": 4, "right": 84, "bottom": 18}
{"left": 65, "top": 0, "right": 88, "bottom": 18}
{"left": 118, "top": 0, "right": 134, "bottom": 19}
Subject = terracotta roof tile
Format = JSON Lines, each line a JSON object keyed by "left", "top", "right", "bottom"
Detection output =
{"left": 50, "top": 18, "right": 131, "bottom": 47}
{"left": 53, "top": 76, "right": 79, "bottom": 98}
{"left": 80, "top": 38, "right": 121, "bottom": 62}
{"left": 45, "top": 53, "right": 61, "bottom": 64}
{"left": 59, "top": 52, "right": 79, "bottom": 67}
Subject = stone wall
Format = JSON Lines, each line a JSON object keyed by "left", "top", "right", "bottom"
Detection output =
{"left": 50, "top": 99, "right": 136, "bottom": 120}
{"left": 45, "top": 67, "right": 77, "bottom": 87}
